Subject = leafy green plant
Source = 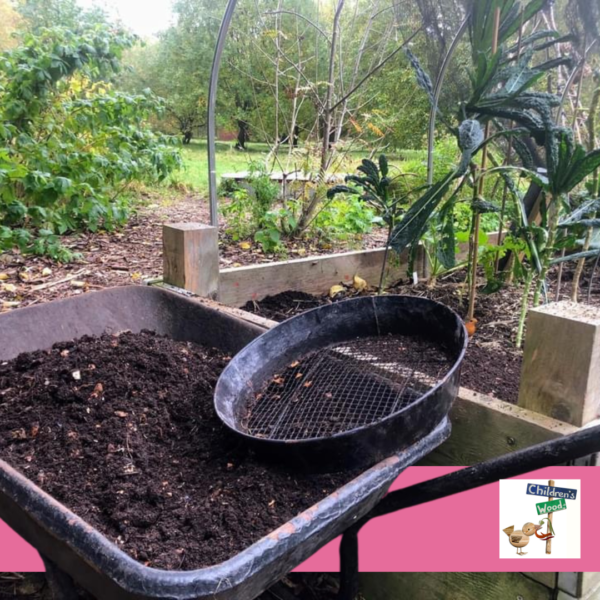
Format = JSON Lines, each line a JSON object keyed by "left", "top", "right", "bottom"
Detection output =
{"left": 0, "top": 26, "right": 181, "bottom": 259}
{"left": 310, "top": 195, "right": 380, "bottom": 242}
{"left": 391, "top": 0, "right": 573, "bottom": 326}
{"left": 220, "top": 161, "right": 280, "bottom": 244}
{"left": 328, "top": 154, "right": 420, "bottom": 291}
{"left": 221, "top": 187, "right": 254, "bottom": 240}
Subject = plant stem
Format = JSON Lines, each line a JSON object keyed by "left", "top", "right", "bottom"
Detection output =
{"left": 572, "top": 227, "right": 592, "bottom": 302}
{"left": 533, "top": 196, "right": 559, "bottom": 306}
{"left": 516, "top": 270, "right": 533, "bottom": 349}
{"left": 378, "top": 221, "right": 393, "bottom": 294}
{"left": 587, "top": 251, "right": 600, "bottom": 303}
{"left": 467, "top": 206, "right": 482, "bottom": 321}
{"left": 495, "top": 9, "right": 524, "bottom": 275}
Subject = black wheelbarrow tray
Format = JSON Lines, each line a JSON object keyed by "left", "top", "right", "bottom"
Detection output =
{"left": 0, "top": 286, "right": 451, "bottom": 600}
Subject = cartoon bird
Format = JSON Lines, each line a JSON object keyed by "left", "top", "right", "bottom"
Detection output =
{"left": 503, "top": 523, "right": 543, "bottom": 555}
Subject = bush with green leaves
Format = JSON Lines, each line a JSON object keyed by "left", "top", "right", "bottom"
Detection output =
{"left": 0, "top": 26, "right": 181, "bottom": 260}
{"left": 221, "top": 162, "right": 280, "bottom": 245}
{"left": 310, "top": 195, "right": 381, "bottom": 242}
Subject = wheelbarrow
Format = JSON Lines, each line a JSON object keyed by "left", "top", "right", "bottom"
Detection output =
{"left": 0, "top": 286, "right": 598, "bottom": 600}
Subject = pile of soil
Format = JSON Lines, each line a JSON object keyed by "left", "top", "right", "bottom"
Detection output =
{"left": 242, "top": 279, "right": 525, "bottom": 404}
{"left": 0, "top": 331, "right": 353, "bottom": 571}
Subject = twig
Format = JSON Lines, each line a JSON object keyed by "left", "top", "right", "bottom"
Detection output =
{"left": 29, "top": 270, "right": 88, "bottom": 292}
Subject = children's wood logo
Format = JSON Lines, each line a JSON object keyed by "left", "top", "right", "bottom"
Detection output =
{"left": 503, "top": 479, "right": 568, "bottom": 556}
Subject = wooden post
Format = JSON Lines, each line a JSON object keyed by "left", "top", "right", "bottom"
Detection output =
{"left": 546, "top": 479, "right": 555, "bottom": 555}
{"left": 518, "top": 302, "right": 600, "bottom": 427}
{"left": 163, "top": 223, "right": 219, "bottom": 299}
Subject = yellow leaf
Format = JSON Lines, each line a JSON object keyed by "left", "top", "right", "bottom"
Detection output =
{"left": 2, "top": 301, "right": 20, "bottom": 309}
{"left": 1, "top": 283, "right": 17, "bottom": 293}
{"left": 296, "top": 248, "right": 307, "bottom": 256}
{"left": 71, "top": 280, "right": 86, "bottom": 288}
{"left": 239, "top": 242, "right": 252, "bottom": 250}
{"left": 353, "top": 275, "right": 368, "bottom": 292}
{"left": 0, "top": 273, "right": 8, "bottom": 281}
{"left": 131, "top": 272, "right": 142, "bottom": 281}
{"left": 42, "top": 267, "right": 52, "bottom": 277}
{"left": 18, "top": 271, "right": 29, "bottom": 281}
{"left": 329, "top": 284, "right": 345, "bottom": 298}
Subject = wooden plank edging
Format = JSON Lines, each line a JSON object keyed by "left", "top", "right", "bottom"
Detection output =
{"left": 218, "top": 247, "right": 423, "bottom": 306}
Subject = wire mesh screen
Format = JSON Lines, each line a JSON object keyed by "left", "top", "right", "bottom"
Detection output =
{"left": 243, "top": 333, "right": 453, "bottom": 441}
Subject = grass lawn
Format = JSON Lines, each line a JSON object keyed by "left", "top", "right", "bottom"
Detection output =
{"left": 175, "top": 141, "right": 273, "bottom": 193}
{"left": 174, "top": 139, "right": 432, "bottom": 195}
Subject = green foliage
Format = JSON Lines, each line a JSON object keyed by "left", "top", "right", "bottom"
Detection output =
{"left": 223, "top": 161, "right": 379, "bottom": 253}
{"left": 221, "top": 162, "right": 280, "bottom": 242}
{"left": 0, "top": 26, "right": 181, "bottom": 259}
{"left": 311, "top": 196, "right": 380, "bottom": 242}
{"left": 328, "top": 155, "right": 407, "bottom": 231}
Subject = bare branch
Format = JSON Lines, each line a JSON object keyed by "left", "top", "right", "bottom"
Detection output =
{"left": 265, "top": 9, "right": 331, "bottom": 44}
{"left": 330, "top": 26, "right": 423, "bottom": 112}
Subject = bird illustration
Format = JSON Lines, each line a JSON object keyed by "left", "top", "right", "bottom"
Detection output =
{"left": 503, "top": 523, "right": 543, "bottom": 555}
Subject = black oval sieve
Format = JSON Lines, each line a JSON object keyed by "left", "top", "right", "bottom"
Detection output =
{"left": 215, "top": 295, "right": 468, "bottom": 472}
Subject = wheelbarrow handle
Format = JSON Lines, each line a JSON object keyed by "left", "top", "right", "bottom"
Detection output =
{"left": 371, "top": 422, "right": 600, "bottom": 520}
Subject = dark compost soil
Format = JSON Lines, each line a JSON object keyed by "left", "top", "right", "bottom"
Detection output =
{"left": 0, "top": 331, "right": 353, "bottom": 571}
{"left": 242, "top": 280, "right": 525, "bottom": 404}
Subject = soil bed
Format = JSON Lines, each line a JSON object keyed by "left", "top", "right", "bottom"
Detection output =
{"left": 242, "top": 279, "right": 525, "bottom": 404}
{"left": 0, "top": 331, "right": 353, "bottom": 571}
{"left": 241, "top": 262, "right": 600, "bottom": 406}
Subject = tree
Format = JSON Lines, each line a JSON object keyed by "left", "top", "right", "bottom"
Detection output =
{"left": 15, "top": 0, "right": 109, "bottom": 32}
{"left": 0, "top": 0, "right": 22, "bottom": 50}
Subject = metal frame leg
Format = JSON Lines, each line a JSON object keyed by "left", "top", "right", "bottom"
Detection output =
{"left": 338, "top": 526, "right": 360, "bottom": 600}
{"left": 41, "top": 556, "right": 86, "bottom": 600}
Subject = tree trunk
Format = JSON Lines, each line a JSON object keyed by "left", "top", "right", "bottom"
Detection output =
{"left": 319, "top": 0, "right": 345, "bottom": 175}
{"left": 235, "top": 119, "right": 250, "bottom": 150}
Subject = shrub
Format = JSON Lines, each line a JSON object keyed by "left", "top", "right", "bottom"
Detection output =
{"left": 0, "top": 26, "right": 181, "bottom": 260}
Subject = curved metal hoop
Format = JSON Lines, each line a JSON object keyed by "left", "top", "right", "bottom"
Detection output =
{"left": 207, "top": 0, "right": 239, "bottom": 226}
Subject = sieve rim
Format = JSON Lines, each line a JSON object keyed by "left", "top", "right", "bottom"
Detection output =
{"left": 214, "top": 295, "right": 469, "bottom": 446}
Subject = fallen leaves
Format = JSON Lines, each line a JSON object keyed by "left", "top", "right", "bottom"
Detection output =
{"left": 465, "top": 318, "right": 478, "bottom": 337}
{"left": 353, "top": 274, "right": 368, "bottom": 291}
{"left": 0, "top": 273, "right": 8, "bottom": 281}
{"left": 329, "top": 284, "right": 345, "bottom": 298}
{"left": 238, "top": 241, "right": 252, "bottom": 250}
{"left": 1, "top": 283, "right": 17, "bottom": 293}
{"left": 10, "top": 428, "right": 28, "bottom": 440}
